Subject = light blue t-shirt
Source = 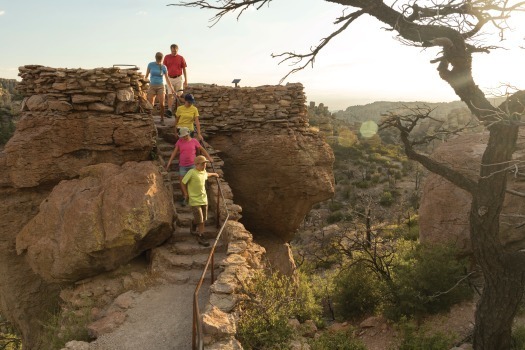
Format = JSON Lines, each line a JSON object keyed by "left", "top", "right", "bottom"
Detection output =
{"left": 147, "top": 62, "right": 167, "bottom": 86}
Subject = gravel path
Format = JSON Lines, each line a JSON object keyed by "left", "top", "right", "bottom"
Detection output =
{"left": 89, "top": 283, "right": 209, "bottom": 350}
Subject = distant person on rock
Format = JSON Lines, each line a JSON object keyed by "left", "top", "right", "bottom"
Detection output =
{"left": 165, "top": 127, "right": 213, "bottom": 207}
{"left": 145, "top": 52, "right": 174, "bottom": 126}
{"left": 163, "top": 44, "right": 187, "bottom": 111}
{"left": 175, "top": 93, "right": 203, "bottom": 141}
{"left": 181, "top": 155, "right": 219, "bottom": 247}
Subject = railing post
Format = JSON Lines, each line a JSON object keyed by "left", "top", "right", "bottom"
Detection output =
{"left": 192, "top": 299, "right": 197, "bottom": 350}
{"left": 211, "top": 252, "right": 215, "bottom": 284}
{"left": 216, "top": 180, "right": 221, "bottom": 229}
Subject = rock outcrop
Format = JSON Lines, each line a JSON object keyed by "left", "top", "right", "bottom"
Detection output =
{"left": 0, "top": 66, "right": 163, "bottom": 349}
{"left": 186, "top": 84, "right": 335, "bottom": 243}
{"left": 419, "top": 131, "right": 525, "bottom": 253}
{"left": 2, "top": 112, "right": 155, "bottom": 188}
{"left": 1, "top": 67, "right": 334, "bottom": 349}
{"left": 16, "top": 162, "right": 173, "bottom": 283}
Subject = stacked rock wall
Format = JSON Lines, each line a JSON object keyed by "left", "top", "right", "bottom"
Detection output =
{"left": 17, "top": 65, "right": 149, "bottom": 114}
{"left": 185, "top": 83, "right": 312, "bottom": 136}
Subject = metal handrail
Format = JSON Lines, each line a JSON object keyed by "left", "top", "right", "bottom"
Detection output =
{"left": 192, "top": 140, "right": 231, "bottom": 350}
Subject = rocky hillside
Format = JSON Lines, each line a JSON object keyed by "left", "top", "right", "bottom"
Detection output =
{"left": 334, "top": 100, "right": 468, "bottom": 123}
{"left": 0, "top": 80, "right": 19, "bottom": 146}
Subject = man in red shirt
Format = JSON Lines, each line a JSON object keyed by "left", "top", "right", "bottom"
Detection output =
{"left": 163, "top": 44, "right": 188, "bottom": 111}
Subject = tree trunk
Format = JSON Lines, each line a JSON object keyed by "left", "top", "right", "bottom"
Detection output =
{"left": 473, "top": 269, "right": 524, "bottom": 349}
{"left": 470, "top": 123, "right": 525, "bottom": 349}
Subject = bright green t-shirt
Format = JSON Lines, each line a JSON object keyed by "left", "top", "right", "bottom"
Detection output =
{"left": 176, "top": 105, "right": 199, "bottom": 130}
{"left": 182, "top": 168, "right": 208, "bottom": 206}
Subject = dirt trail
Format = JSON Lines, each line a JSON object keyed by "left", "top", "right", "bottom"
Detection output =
{"left": 89, "top": 282, "right": 209, "bottom": 350}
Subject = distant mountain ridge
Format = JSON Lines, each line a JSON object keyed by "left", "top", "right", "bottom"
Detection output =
{"left": 334, "top": 97, "right": 508, "bottom": 123}
{"left": 334, "top": 100, "right": 469, "bottom": 123}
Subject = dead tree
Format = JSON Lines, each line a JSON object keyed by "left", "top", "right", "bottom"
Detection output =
{"left": 170, "top": 0, "right": 525, "bottom": 348}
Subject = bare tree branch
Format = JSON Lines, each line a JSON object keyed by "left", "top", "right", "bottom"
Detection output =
{"left": 168, "top": 0, "right": 272, "bottom": 26}
{"left": 271, "top": 9, "right": 365, "bottom": 84}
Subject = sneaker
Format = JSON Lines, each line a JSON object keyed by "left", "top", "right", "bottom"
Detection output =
{"left": 165, "top": 110, "right": 173, "bottom": 118}
{"left": 160, "top": 120, "right": 165, "bottom": 126}
{"left": 179, "top": 198, "right": 187, "bottom": 207}
{"left": 197, "top": 235, "right": 210, "bottom": 247}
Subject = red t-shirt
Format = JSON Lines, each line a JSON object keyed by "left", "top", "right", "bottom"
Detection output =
{"left": 176, "top": 138, "right": 201, "bottom": 167}
{"left": 163, "top": 54, "right": 187, "bottom": 77}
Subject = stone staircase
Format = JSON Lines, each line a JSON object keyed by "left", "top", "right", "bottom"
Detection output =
{"left": 150, "top": 117, "right": 226, "bottom": 285}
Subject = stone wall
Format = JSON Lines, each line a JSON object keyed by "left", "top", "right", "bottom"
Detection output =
{"left": 16, "top": 65, "right": 150, "bottom": 114}
{"left": 185, "top": 83, "right": 312, "bottom": 136}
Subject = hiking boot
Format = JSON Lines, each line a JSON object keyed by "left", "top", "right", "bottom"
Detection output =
{"left": 197, "top": 235, "right": 210, "bottom": 247}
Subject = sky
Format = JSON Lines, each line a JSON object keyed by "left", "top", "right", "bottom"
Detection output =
{"left": 0, "top": 0, "right": 524, "bottom": 111}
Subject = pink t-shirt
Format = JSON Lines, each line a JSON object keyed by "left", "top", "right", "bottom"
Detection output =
{"left": 176, "top": 138, "right": 201, "bottom": 167}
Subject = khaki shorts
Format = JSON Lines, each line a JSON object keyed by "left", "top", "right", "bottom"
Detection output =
{"left": 168, "top": 76, "right": 184, "bottom": 96}
{"left": 191, "top": 205, "right": 208, "bottom": 225}
{"left": 147, "top": 85, "right": 165, "bottom": 99}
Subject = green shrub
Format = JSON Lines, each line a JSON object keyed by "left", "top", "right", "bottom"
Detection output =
{"left": 295, "top": 272, "right": 324, "bottom": 327}
{"left": 40, "top": 304, "right": 92, "bottom": 350}
{"left": 379, "top": 191, "right": 395, "bottom": 206}
{"left": 332, "top": 263, "right": 382, "bottom": 320}
{"left": 371, "top": 174, "right": 381, "bottom": 184}
{"left": 329, "top": 201, "right": 344, "bottom": 212}
{"left": 0, "top": 119, "right": 15, "bottom": 145}
{"left": 394, "top": 320, "right": 455, "bottom": 350}
{"left": 403, "top": 224, "right": 420, "bottom": 241}
{"left": 354, "top": 180, "right": 371, "bottom": 189}
{"left": 0, "top": 314, "right": 22, "bottom": 350}
{"left": 385, "top": 243, "right": 472, "bottom": 321}
{"left": 327, "top": 212, "right": 343, "bottom": 224}
{"left": 341, "top": 186, "right": 352, "bottom": 200}
{"left": 309, "top": 329, "right": 367, "bottom": 350}
{"left": 238, "top": 270, "right": 323, "bottom": 350}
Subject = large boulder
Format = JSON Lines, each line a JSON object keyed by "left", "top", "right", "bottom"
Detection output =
{"left": 419, "top": 131, "right": 525, "bottom": 253}
{"left": 2, "top": 112, "right": 155, "bottom": 188}
{"left": 0, "top": 188, "right": 60, "bottom": 350}
{"left": 209, "top": 131, "right": 334, "bottom": 242}
{"left": 16, "top": 161, "right": 174, "bottom": 283}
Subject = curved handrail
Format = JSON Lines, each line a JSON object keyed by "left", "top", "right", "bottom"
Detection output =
{"left": 192, "top": 140, "right": 230, "bottom": 350}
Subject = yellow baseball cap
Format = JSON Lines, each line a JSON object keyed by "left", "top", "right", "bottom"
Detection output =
{"left": 194, "top": 155, "right": 209, "bottom": 165}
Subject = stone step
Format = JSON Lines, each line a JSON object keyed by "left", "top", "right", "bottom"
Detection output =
{"left": 158, "top": 150, "right": 173, "bottom": 159}
{"left": 159, "top": 269, "right": 216, "bottom": 285}
{"left": 152, "top": 247, "right": 227, "bottom": 271}
{"left": 157, "top": 143, "right": 174, "bottom": 153}
{"left": 175, "top": 205, "right": 192, "bottom": 214}
{"left": 171, "top": 239, "right": 226, "bottom": 255}
{"left": 176, "top": 212, "right": 217, "bottom": 227}
{"left": 174, "top": 225, "right": 219, "bottom": 239}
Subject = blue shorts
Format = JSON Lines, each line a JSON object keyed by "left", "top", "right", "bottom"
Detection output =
{"left": 179, "top": 165, "right": 195, "bottom": 177}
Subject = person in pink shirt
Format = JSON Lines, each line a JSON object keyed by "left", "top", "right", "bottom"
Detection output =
{"left": 165, "top": 127, "right": 212, "bottom": 206}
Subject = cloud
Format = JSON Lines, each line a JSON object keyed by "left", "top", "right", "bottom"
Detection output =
{"left": 136, "top": 10, "right": 147, "bottom": 16}
{"left": 0, "top": 10, "right": 5, "bottom": 16}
